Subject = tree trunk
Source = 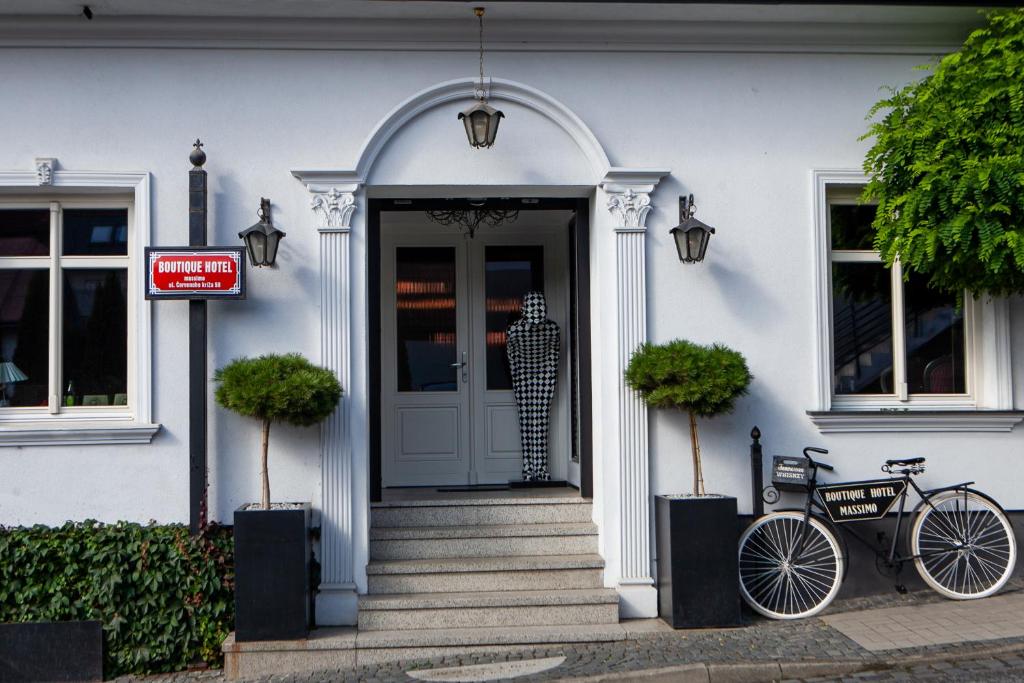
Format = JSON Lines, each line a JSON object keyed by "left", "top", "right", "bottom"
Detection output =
{"left": 688, "top": 410, "right": 705, "bottom": 496}
{"left": 260, "top": 418, "right": 271, "bottom": 510}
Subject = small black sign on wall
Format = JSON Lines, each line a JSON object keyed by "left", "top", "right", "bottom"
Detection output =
{"left": 818, "top": 479, "right": 907, "bottom": 524}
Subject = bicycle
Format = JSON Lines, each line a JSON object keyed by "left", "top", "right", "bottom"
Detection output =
{"left": 738, "top": 448, "right": 1017, "bottom": 620}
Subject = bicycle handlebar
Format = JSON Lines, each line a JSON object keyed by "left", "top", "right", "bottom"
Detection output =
{"left": 802, "top": 447, "right": 835, "bottom": 472}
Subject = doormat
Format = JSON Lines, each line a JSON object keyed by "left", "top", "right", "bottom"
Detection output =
{"left": 407, "top": 656, "right": 566, "bottom": 682}
{"left": 508, "top": 479, "right": 570, "bottom": 489}
{"left": 436, "top": 485, "right": 510, "bottom": 492}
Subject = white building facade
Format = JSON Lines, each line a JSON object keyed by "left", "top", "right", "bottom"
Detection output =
{"left": 1, "top": 1, "right": 1021, "bottom": 624}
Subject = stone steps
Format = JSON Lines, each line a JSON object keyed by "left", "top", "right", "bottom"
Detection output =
{"left": 369, "top": 522, "right": 598, "bottom": 560}
{"left": 357, "top": 588, "right": 619, "bottom": 631}
{"left": 366, "top": 553, "right": 607, "bottom": 594}
{"left": 370, "top": 497, "right": 592, "bottom": 527}
{"left": 365, "top": 496, "right": 617, "bottom": 635}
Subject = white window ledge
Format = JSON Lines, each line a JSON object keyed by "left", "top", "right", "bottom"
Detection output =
{"left": 0, "top": 421, "right": 161, "bottom": 446}
{"left": 807, "top": 410, "right": 1024, "bottom": 433}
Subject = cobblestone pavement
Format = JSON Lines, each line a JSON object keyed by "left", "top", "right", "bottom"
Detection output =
{"left": 117, "top": 581, "right": 1024, "bottom": 683}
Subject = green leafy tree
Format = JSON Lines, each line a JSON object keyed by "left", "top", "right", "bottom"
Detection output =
{"left": 214, "top": 353, "right": 341, "bottom": 509}
{"left": 625, "top": 340, "right": 751, "bottom": 495}
{"left": 863, "top": 8, "right": 1024, "bottom": 298}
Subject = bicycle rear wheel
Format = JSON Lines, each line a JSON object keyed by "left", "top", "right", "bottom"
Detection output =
{"left": 911, "top": 489, "right": 1016, "bottom": 600}
{"left": 738, "top": 511, "right": 844, "bottom": 619}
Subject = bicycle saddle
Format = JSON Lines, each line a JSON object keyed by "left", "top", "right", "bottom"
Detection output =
{"left": 885, "top": 457, "right": 925, "bottom": 466}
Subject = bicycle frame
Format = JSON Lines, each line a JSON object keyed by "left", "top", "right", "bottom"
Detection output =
{"left": 796, "top": 465, "right": 973, "bottom": 569}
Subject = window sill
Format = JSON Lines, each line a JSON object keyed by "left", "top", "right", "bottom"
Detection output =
{"left": 0, "top": 420, "right": 161, "bottom": 446}
{"left": 807, "top": 410, "right": 1024, "bottom": 433}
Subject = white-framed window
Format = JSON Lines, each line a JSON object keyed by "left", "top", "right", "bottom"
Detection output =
{"left": 810, "top": 170, "right": 1018, "bottom": 433}
{"left": 0, "top": 169, "right": 157, "bottom": 445}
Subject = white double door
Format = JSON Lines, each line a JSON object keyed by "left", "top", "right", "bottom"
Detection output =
{"left": 381, "top": 216, "right": 572, "bottom": 487}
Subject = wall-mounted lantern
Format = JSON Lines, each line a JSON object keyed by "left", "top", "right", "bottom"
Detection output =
{"left": 238, "top": 198, "right": 286, "bottom": 267}
{"left": 669, "top": 194, "right": 715, "bottom": 264}
{"left": 458, "top": 7, "right": 504, "bottom": 148}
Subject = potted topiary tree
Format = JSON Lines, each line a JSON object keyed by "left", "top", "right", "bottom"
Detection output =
{"left": 625, "top": 339, "right": 751, "bottom": 628}
{"left": 214, "top": 353, "right": 341, "bottom": 641}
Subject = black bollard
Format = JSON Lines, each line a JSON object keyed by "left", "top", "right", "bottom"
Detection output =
{"left": 750, "top": 426, "right": 764, "bottom": 518}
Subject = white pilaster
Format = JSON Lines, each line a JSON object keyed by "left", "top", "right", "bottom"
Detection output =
{"left": 600, "top": 169, "right": 669, "bottom": 618}
{"left": 304, "top": 181, "right": 363, "bottom": 625}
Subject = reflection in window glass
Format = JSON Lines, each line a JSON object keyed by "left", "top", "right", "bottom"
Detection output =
{"left": 0, "top": 210, "right": 49, "bottom": 257}
{"left": 485, "top": 246, "right": 544, "bottom": 391}
{"left": 832, "top": 263, "right": 894, "bottom": 395}
{"left": 0, "top": 270, "right": 50, "bottom": 406}
{"left": 62, "top": 269, "right": 128, "bottom": 406}
{"left": 396, "top": 247, "right": 457, "bottom": 392}
{"left": 904, "top": 276, "right": 965, "bottom": 394}
{"left": 63, "top": 209, "right": 128, "bottom": 256}
{"left": 830, "top": 204, "right": 877, "bottom": 251}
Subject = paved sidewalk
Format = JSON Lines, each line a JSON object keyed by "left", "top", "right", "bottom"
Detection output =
{"left": 821, "top": 591, "right": 1024, "bottom": 651}
{"left": 119, "top": 581, "right": 1024, "bottom": 683}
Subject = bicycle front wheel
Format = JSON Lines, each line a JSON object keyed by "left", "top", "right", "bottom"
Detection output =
{"left": 911, "top": 489, "right": 1016, "bottom": 600}
{"left": 738, "top": 511, "right": 844, "bottom": 619}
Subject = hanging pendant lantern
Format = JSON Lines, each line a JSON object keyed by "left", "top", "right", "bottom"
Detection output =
{"left": 459, "top": 7, "right": 504, "bottom": 148}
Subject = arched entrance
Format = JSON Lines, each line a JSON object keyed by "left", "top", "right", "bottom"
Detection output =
{"left": 292, "top": 76, "right": 670, "bottom": 624}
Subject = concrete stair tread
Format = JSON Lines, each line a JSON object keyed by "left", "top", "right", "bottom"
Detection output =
{"left": 371, "top": 496, "right": 587, "bottom": 509}
{"left": 359, "top": 588, "right": 618, "bottom": 610}
{"left": 355, "top": 622, "right": 627, "bottom": 649}
{"left": 366, "top": 554, "right": 605, "bottom": 575}
{"left": 369, "top": 522, "right": 597, "bottom": 540}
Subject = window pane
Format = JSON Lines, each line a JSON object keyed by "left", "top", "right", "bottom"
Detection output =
{"left": 0, "top": 270, "right": 50, "bottom": 407}
{"left": 830, "top": 204, "right": 877, "bottom": 251}
{"left": 485, "top": 245, "right": 544, "bottom": 391}
{"left": 63, "top": 209, "right": 128, "bottom": 256}
{"left": 62, "top": 269, "right": 128, "bottom": 406}
{"left": 833, "top": 263, "right": 894, "bottom": 395}
{"left": 904, "top": 277, "right": 965, "bottom": 394}
{"left": 0, "top": 210, "right": 49, "bottom": 256}
{"left": 396, "top": 247, "right": 457, "bottom": 392}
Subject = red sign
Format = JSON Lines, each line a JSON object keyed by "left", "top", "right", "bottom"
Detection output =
{"left": 145, "top": 248, "right": 246, "bottom": 299}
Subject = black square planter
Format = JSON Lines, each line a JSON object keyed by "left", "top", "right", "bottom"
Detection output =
{"left": 0, "top": 620, "right": 103, "bottom": 682}
{"left": 234, "top": 503, "right": 311, "bottom": 641}
{"left": 656, "top": 494, "right": 741, "bottom": 628}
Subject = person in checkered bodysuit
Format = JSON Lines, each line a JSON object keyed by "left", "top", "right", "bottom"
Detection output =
{"left": 506, "top": 291, "right": 560, "bottom": 481}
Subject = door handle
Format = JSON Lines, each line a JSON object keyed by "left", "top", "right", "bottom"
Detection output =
{"left": 451, "top": 351, "right": 468, "bottom": 383}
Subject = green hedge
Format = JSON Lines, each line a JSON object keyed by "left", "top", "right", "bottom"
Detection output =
{"left": 0, "top": 521, "right": 233, "bottom": 677}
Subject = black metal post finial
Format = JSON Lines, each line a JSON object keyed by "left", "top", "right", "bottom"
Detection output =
{"left": 751, "top": 425, "right": 761, "bottom": 442}
{"left": 189, "top": 139, "right": 206, "bottom": 168}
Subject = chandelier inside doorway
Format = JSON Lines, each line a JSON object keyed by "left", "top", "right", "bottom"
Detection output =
{"left": 425, "top": 201, "right": 519, "bottom": 238}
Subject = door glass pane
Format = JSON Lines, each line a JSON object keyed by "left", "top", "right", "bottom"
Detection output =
{"left": 485, "top": 245, "right": 544, "bottom": 391}
{"left": 0, "top": 269, "right": 49, "bottom": 407}
{"left": 904, "top": 276, "right": 965, "bottom": 394}
{"left": 396, "top": 247, "right": 457, "bottom": 392}
{"left": 0, "top": 210, "right": 49, "bottom": 256}
{"left": 63, "top": 209, "right": 128, "bottom": 256}
{"left": 62, "top": 269, "right": 128, "bottom": 407}
{"left": 832, "top": 263, "right": 894, "bottom": 395}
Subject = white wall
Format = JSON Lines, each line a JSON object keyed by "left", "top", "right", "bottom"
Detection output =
{"left": 0, "top": 43, "right": 1020, "bottom": 530}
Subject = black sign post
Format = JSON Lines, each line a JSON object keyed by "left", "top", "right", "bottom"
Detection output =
{"left": 189, "top": 141, "right": 208, "bottom": 535}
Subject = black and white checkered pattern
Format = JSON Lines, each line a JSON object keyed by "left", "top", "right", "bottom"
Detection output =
{"left": 506, "top": 291, "right": 560, "bottom": 482}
